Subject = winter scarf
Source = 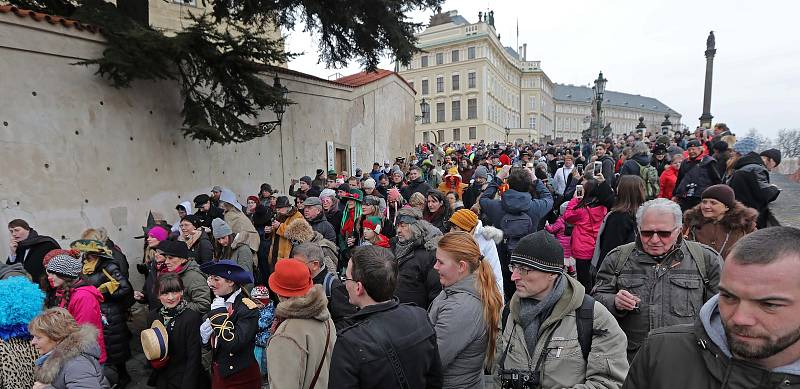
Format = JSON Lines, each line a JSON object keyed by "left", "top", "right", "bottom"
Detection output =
{"left": 183, "top": 229, "right": 203, "bottom": 249}
{"left": 393, "top": 222, "right": 426, "bottom": 260}
{"left": 340, "top": 202, "right": 362, "bottom": 236}
{"left": 159, "top": 300, "right": 189, "bottom": 330}
{"left": 518, "top": 274, "right": 566, "bottom": 355}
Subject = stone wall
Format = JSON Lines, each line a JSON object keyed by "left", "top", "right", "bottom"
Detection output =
{"left": 0, "top": 11, "right": 415, "bottom": 286}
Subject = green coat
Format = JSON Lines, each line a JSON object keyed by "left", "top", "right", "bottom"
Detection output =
{"left": 592, "top": 240, "right": 722, "bottom": 360}
{"left": 494, "top": 276, "right": 629, "bottom": 389}
{"left": 177, "top": 261, "right": 211, "bottom": 314}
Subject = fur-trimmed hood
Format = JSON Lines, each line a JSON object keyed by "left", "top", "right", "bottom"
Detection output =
{"left": 35, "top": 325, "right": 101, "bottom": 384}
{"left": 284, "top": 218, "right": 315, "bottom": 244}
{"left": 475, "top": 220, "right": 503, "bottom": 244}
{"left": 684, "top": 201, "right": 758, "bottom": 231}
{"left": 274, "top": 285, "right": 330, "bottom": 322}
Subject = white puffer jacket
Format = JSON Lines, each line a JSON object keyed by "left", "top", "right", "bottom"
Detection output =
{"left": 473, "top": 220, "right": 504, "bottom": 296}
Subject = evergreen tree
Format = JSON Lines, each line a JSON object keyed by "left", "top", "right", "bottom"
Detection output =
{"left": 9, "top": 0, "right": 442, "bottom": 144}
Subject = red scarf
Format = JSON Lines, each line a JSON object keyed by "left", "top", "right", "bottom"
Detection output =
{"left": 341, "top": 208, "right": 356, "bottom": 235}
{"left": 375, "top": 234, "right": 391, "bottom": 248}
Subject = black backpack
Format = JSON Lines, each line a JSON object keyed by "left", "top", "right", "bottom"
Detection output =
{"left": 501, "top": 294, "right": 596, "bottom": 361}
{"left": 500, "top": 211, "right": 533, "bottom": 255}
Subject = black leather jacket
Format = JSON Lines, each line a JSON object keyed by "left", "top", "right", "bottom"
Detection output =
{"left": 329, "top": 300, "right": 443, "bottom": 389}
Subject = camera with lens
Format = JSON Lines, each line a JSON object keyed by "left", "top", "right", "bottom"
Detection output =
{"left": 686, "top": 182, "right": 698, "bottom": 198}
{"left": 499, "top": 369, "right": 539, "bottom": 389}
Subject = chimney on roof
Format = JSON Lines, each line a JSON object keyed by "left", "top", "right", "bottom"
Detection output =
{"left": 523, "top": 43, "right": 527, "bottom": 61}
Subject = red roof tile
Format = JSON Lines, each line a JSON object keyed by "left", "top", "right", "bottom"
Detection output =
{"left": 335, "top": 69, "right": 394, "bottom": 87}
{"left": 0, "top": 4, "right": 101, "bottom": 34}
{"left": 336, "top": 69, "right": 414, "bottom": 92}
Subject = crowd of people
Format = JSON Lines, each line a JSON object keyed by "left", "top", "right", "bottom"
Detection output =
{"left": 2, "top": 121, "right": 798, "bottom": 389}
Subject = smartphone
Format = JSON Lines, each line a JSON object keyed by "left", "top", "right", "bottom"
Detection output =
{"left": 576, "top": 184, "right": 584, "bottom": 198}
{"left": 576, "top": 164, "right": 584, "bottom": 175}
{"left": 593, "top": 161, "right": 603, "bottom": 176}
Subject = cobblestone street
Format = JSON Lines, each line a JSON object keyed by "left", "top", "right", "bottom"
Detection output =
{"left": 769, "top": 173, "right": 800, "bottom": 228}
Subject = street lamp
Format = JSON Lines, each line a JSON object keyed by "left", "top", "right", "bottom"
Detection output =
{"left": 420, "top": 98, "right": 430, "bottom": 124}
{"left": 259, "top": 75, "right": 289, "bottom": 134}
{"left": 660, "top": 113, "right": 673, "bottom": 135}
{"left": 595, "top": 71, "right": 607, "bottom": 96}
{"left": 591, "top": 71, "right": 607, "bottom": 140}
{"left": 505, "top": 126, "right": 510, "bottom": 143}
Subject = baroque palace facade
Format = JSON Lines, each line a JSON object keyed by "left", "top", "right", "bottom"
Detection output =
{"left": 399, "top": 9, "right": 681, "bottom": 144}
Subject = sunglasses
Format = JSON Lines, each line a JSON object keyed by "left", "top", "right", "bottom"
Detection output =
{"left": 638, "top": 228, "right": 677, "bottom": 239}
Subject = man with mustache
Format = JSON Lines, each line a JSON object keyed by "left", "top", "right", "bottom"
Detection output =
{"left": 624, "top": 227, "right": 800, "bottom": 388}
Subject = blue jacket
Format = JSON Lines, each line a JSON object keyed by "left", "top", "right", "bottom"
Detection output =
{"left": 369, "top": 169, "right": 383, "bottom": 182}
{"left": 480, "top": 180, "right": 553, "bottom": 234}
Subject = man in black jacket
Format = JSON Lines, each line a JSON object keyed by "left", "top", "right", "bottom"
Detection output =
{"left": 193, "top": 194, "right": 224, "bottom": 230}
{"left": 302, "top": 197, "right": 336, "bottom": 242}
{"left": 728, "top": 137, "right": 781, "bottom": 228}
{"left": 624, "top": 227, "right": 800, "bottom": 388}
{"left": 6, "top": 218, "right": 59, "bottom": 282}
{"left": 673, "top": 140, "right": 721, "bottom": 211}
{"left": 330, "top": 245, "right": 443, "bottom": 389}
{"left": 401, "top": 165, "right": 432, "bottom": 201}
{"left": 595, "top": 143, "right": 617, "bottom": 190}
{"left": 292, "top": 242, "right": 356, "bottom": 329}
{"left": 461, "top": 165, "right": 490, "bottom": 210}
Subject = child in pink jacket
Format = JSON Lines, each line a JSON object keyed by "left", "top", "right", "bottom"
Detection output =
{"left": 545, "top": 202, "right": 574, "bottom": 274}
{"left": 564, "top": 190, "right": 608, "bottom": 289}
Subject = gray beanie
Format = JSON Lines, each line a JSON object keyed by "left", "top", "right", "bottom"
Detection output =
{"left": 46, "top": 254, "right": 82, "bottom": 279}
{"left": 473, "top": 165, "right": 489, "bottom": 179}
{"left": 212, "top": 218, "right": 233, "bottom": 239}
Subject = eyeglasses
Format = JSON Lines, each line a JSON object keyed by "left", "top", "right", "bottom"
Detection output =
{"left": 638, "top": 228, "right": 678, "bottom": 240}
{"left": 508, "top": 263, "right": 534, "bottom": 276}
{"left": 342, "top": 277, "right": 357, "bottom": 283}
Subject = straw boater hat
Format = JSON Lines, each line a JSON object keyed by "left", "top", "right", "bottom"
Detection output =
{"left": 141, "top": 319, "right": 168, "bottom": 362}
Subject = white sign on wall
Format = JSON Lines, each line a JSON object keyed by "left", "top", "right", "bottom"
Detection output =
{"left": 350, "top": 146, "right": 357, "bottom": 176}
{"left": 326, "top": 141, "right": 335, "bottom": 171}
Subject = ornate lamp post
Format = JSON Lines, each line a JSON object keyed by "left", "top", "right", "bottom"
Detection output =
{"left": 415, "top": 98, "right": 434, "bottom": 143}
{"left": 583, "top": 71, "right": 607, "bottom": 141}
{"left": 259, "top": 75, "right": 289, "bottom": 134}
{"left": 593, "top": 71, "right": 607, "bottom": 140}
{"left": 419, "top": 98, "right": 430, "bottom": 124}
{"left": 505, "top": 126, "right": 510, "bottom": 143}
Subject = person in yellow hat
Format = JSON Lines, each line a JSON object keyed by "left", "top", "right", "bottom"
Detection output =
{"left": 438, "top": 166, "right": 468, "bottom": 199}
{"left": 71, "top": 239, "right": 133, "bottom": 387}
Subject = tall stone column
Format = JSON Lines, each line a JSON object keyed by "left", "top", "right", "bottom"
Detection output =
{"left": 699, "top": 31, "right": 716, "bottom": 129}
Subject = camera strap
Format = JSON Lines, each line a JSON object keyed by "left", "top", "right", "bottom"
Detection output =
{"left": 375, "top": 330, "right": 411, "bottom": 389}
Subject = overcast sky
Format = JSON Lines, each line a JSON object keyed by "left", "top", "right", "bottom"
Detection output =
{"left": 284, "top": 0, "right": 799, "bottom": 139}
